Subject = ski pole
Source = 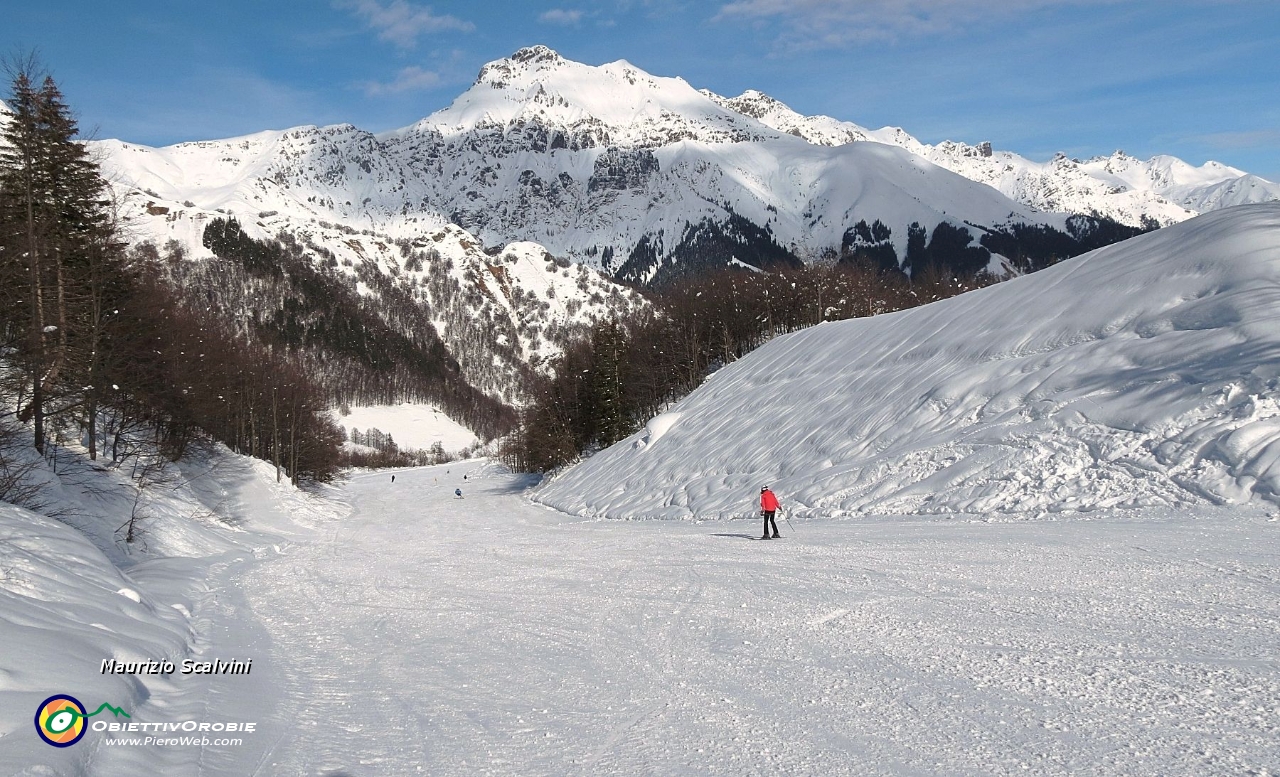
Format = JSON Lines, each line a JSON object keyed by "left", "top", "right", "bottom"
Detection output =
{"left": 782, "top": 506, "right": 795, "bottom": 534}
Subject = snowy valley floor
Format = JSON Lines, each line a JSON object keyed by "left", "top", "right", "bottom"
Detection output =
{"left": 143, "top": 461, "right": 1280, "bottom": 777}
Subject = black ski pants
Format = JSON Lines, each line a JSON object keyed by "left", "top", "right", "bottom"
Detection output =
{"left": 762, "top": 511, "right": 778, "bottom": 537}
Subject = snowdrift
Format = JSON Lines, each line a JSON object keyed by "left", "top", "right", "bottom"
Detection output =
{"left": 534, "top": 203, "right": 1280, "bottom": 520}
{"left": 0, "top": 443, "right": 331, "bottom": 774}
{"left": 0, "top": 502, "right": 193, "bottom": 770}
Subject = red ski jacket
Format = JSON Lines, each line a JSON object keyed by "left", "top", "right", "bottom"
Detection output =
{"left": 760, "top": 489, "right": 779, "bottom": 511}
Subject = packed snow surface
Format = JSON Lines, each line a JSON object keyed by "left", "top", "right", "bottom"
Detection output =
{"left": 230, "top": 466, "right": 1279, "bottom": 775}
{"left": 536, "top": 203, "right": 1280, "bottom": 520}
{"left": 4, "top": 458, "right": 1278, "bottom": 775}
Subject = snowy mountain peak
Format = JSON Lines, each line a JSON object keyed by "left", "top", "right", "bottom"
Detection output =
{"left": 714, "top": 89, "right": 787, "bottom": 119}
{"left": 474, "top": 46, "right": 676, "bottom": 94}
{"left": 408, "top": 46, "right": 774, "bottom": 148}
{"left": 475, "top": 45, "right": 567, "bottom": 87}
{"left": 511, "top": 44, "right": 562, "bottom": 65}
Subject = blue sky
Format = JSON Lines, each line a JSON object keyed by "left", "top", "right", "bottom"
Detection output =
{"left": 5, "top": 1, "right": 1278, "bottom": 179}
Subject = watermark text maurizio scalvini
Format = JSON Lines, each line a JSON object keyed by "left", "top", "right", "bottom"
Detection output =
{"left": 101, "top": 658, "right": 252, "bottom": 675}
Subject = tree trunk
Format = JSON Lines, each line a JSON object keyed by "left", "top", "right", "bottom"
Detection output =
{"left": 24, "top": 139, "right": 45, "bottom": 455}
{"left": 289, "top": 402, "right": 298, "bottom": 485}
{"left": 28, "top": 246, "right": 45, "bottom": 454}
{"left": 272, "top": 387, "right": 280, "bottom": 483}
{"left": 87, "top": 394, "right": 97, "bottom": 460}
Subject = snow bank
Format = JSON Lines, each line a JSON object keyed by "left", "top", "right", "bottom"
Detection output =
{"left": 0, "top": 502, "right": 193, "bottom": 771}
{"left": 0, "top": 438, "right": 337, "bottom": 773}
{"left": 535, "top": 203, "right": 1280, "bottom": 519}
{"left": 636, "top": 411, "right": 682, "bottom": 450}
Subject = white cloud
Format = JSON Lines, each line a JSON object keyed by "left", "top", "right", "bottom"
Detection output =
{"left": 716, "top": 0, "right": 1120, "bottom": 48}
{"left": 539, "top": 8, "right": 585, "bottom": 25}
{"left": 335, "top": 0, "right": 474, "bottom": 48}
{"left": 361, "top": 66, "right": 443, "bottom": 96}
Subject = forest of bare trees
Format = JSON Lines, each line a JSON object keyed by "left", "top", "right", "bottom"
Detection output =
{"left": 0, "top": 61, "right": 344, "bottom": 507}
{"left": 503, "top": 259, "right": 996, "bottom": 471}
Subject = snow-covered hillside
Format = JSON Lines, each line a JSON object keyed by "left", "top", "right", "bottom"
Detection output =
{"left": 706, "top": 89, "right": 1280, "bottom": 227}
{"left": 106, "top": 187, "right": 644, "bottom": 403}
{"left": 333, "top": 403, "right": 479, "bottom": 454}
{"left": 535, "top": 203, "right": 1280, "bottom": 520}
{"left": 0, "top": 435, "right": 340, "bottom": 775}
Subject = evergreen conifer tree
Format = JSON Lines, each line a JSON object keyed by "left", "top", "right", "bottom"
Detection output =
{"left": 0, "top": 59, "right": 115, "bottom": 454}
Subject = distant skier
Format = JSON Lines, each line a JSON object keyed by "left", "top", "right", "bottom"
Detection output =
{"left": 391, "top": 474, "right": 395, "bottom": 483}
{"left": 463, "top": 474, "right": 468, "bottom": 481}
{"left": 455, "top": 488, "right": 463, "bottom": 499}
{"left": 760, "top": 486, "right": 780, "bottom": 540}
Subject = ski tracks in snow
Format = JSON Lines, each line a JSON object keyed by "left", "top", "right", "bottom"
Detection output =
{"left": 229, "top": 465, "right": 1279, "bottom": 776}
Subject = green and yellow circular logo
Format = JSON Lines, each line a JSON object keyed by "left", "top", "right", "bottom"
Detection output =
{"left": 35, "top": 695, "right": 88, "bottom": 747}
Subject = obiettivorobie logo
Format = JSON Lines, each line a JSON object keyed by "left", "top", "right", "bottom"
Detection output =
{"left": 35, "top": 693, "right": 256, "bottom": 748}
{"left": 34, "top": 694, "right": 130, "bottom": 747}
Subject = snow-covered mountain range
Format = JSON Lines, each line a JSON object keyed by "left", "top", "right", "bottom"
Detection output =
{"left": 12, "top": 46, "right": 1276, "bottom": 414}
{"left": 708, "top": 88, "right": 1280, "bottom": 228}
{"left": 94, "top": 46, "right": 1276, "bottom": 287}
{"left": 535, "top": 203, "right": 1280, "bottom": 519}
{"left": 96, "top": 46, "right": 1044, "bottom": 288}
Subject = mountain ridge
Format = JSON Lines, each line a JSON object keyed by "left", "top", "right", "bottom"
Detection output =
{"left": 699, "top": 86, "right": 1278, "bottom": 227}
{"left": 95, "top": 46, "right": 1276, "bottom": 274}
{"left": 97, "top": 46, "right": 1067, "bottom": 285}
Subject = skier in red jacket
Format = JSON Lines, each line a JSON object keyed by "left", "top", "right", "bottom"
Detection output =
{"left": 760, "top": 487, "right": 780, "bottom": 540}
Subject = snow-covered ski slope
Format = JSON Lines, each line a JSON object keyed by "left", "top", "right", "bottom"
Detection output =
{"left": 3, "top": 446, "right": 1277, "bottom": 775}
{"left": 333, "top": 403, "right": 480, "bottom": 454}
{"left": 219, "top": 464, "right": 1280, "bottom": 776}
{"left": 536, "top": 203, "right": 1280, "bottom": 520}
